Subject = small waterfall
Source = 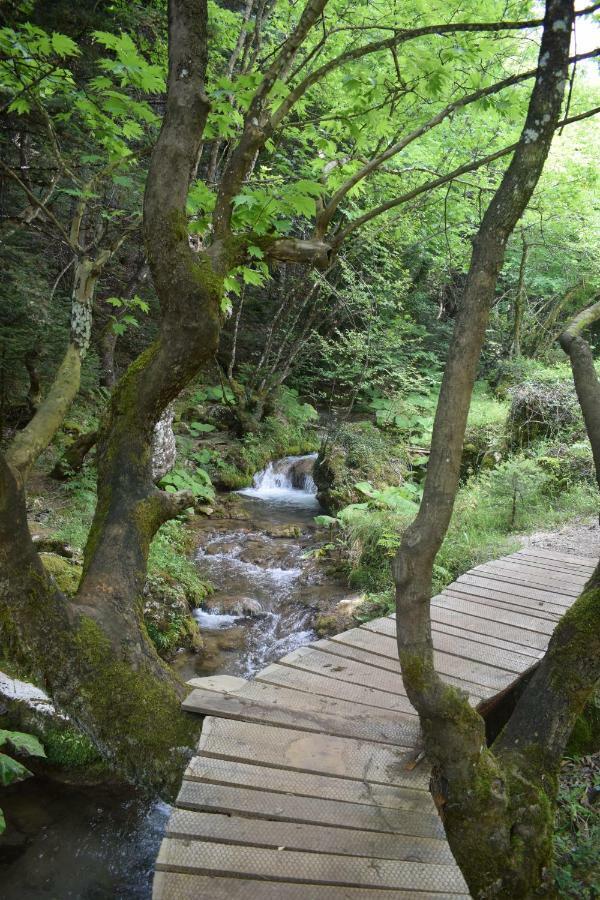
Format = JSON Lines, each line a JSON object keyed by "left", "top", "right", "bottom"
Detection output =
{"left": 238, "top": 453, "right": 318, "bottom": 505}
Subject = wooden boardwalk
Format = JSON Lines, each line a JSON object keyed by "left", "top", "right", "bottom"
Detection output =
{"left": 153, "top": 547, "right": 595, "bottom": 899}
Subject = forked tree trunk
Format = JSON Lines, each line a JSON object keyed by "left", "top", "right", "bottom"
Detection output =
{"left": 0, "top": 0, "right": 217, "bottom": 794}
{"left": 392, "top": 3, "right": 586, "bottom": 896}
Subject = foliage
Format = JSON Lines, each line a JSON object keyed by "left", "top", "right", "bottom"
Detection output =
{"left": 553, "top": 753, "right": 600, "bottom": 898}
{"left": 0, "top": 728, "right": 45, "bottom": 834}
{"left": 159, "top": 465, "right": 215, "bottom": 501}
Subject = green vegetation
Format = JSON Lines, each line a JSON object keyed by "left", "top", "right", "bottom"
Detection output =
{"left": 553, "top": 754, "right": 600, "bottom": 898}
{"left": 0, "top": 729, "right": 46, "bottom": 834}
{"left": 0, "top": 0, "right": 599, "bottom": 894}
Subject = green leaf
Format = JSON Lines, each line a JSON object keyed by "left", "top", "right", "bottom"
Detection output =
{"left": 51, "top": 32, "right": 79, "bottom": 57}
{"left": 0, "top": 806, "right": 5, "bottom": 835}
{"left": 314, "top": 514, "right": 338, "bottom": 527}
{"left": 0, "top": 753, "right": 32, "bottom": 787}
{"left": 0, "top": 729, "right": 46, "bottom": 758}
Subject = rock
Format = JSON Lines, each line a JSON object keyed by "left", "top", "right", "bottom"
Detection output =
{"left": 288, "top": 455, "right": 316, "bottom": 490}
{"left": 152, "top": 404, "right": 177, "bottom": 481}
{"left": 195, "top": 504, "right": 214, "bottom": 516}
{"left": 336, "top": 593, "right": 366, "bottom": 616}
{"left": 315, "top": 422, "right": 407, "bottom": 512}
{"left": 314, "top": 615, "right": 338, "bottom": 637}
{"left": 208, "top": 595, "right": 263, "bottom": 617}
{"left": 265, "top": 524, "right": 302, "bottom": 538}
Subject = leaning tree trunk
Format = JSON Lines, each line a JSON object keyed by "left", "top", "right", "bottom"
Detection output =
{"left": 392, "top": 3, "right": 579, "bottom": 896}
{"left": 7, "top": 254, "right": 107, "bottom": 479}
{"left": 0, "top": 0, "right": 218, "bottom": 794}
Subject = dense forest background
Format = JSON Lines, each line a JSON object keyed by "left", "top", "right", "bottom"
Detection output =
{"left": 1, "top": 0, "right": 600, "bottom": 896}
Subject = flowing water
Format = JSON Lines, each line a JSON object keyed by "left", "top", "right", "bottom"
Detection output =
{"left": 174, "top": 453, "right": 348, "bottom": 680}
{"left": 0, "top": 454, "right": 346, "bottom": 898}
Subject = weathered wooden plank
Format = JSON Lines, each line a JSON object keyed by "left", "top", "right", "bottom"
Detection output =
{"left": 363, "top": 617, "right": 536, "bottom": 673}
{"left": 313, "top": 638, "right": 486, "bottom": 700}
{"left": 165, "top": 809, "right": 457, "bottom": 864}
{"left": 515, "top": 547, "right": 597, "bottom": 567}
{"left": 156, "top": 837, "right": 470, "bottom": 893}
{"left": 197, "top": 717, "right": 429, "bottom": 790}
{"left": 183, "top": 685, "right": 421, "bottom": 747}
{"left": 278, "top": 645, "right": 410, "bottom": 696}
{"left": 255, "top": 661, "right": 416, "bottom": 715}
{"left": 153, "top": 872, "right": 471, "bottom": 900}
{"left": 428, "top": 605, "right": 549, "bottom": 654}
{"left": 475, "top": 561, "right": 586, "bottom": 593}
{"left": 177, "top": 780, "right": 444, "bottom": 839}
{"left": 432, "top": 593, "right": 555, "bottom": 636}
{"left": 512, "top": 551, "right": 595, "bottom": 574}
{"left": 431, "top": 619, "right": 543, "bottom": 660}
{"left": 332, "top": 628, "right": 516, "bottom": 693}
{"left": 456, "top": 573, "right": 574, "bottom": 609}
{"left": 186, "top": 675, "right": 248, "bottom": 693}
{"left": 442, "top": 586, "right": 562, "bottom": 622}
{"left": 186, "top": 755, "right": 431, "bottom": 810}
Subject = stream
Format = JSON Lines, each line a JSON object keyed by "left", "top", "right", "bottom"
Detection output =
{"left": 0, "top": 454, "right": 347, "bottom": 898}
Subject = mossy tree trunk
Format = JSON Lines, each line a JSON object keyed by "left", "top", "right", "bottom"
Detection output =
{"left": 6, "top": 253, "right": 107, "bottom": 479}
{"left": 391, "top": 4, "right": 595, "bottom": 897}
{"left": 0, "top": 0, "right": 220, "bottom": 795}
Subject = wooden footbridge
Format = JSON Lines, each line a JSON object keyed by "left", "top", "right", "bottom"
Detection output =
{"left": 153, "top": 547, "right": 595, "bottom": 899}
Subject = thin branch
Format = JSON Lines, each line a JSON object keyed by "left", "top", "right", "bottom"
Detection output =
{"left": 332, "top": 104, "right": 600, "bottom": 244}
{"left": 0, "top": 158, "right": 79, "bottom": 251}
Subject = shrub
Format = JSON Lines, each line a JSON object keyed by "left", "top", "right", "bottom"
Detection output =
{"left": 508, "top": 379, "right": 582, "bottom": 448}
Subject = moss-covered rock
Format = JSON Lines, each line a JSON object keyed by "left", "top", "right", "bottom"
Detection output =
{"left": 314, "top": 422, "right": 407, "bottom": 513}
{"left": 40, "top": 552, "right": 82, "bottom": 595}
{"left": 508, "top": 379, "right": 583, "bottom": 448}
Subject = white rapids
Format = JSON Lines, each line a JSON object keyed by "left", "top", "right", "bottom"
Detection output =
{"left": 238, "top": 453, "right": 319, "bottom": 507}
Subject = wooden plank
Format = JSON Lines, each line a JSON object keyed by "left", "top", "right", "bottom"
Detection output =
{"left": 442, "top": 586, "right": 562, "bottom": 622}
{"left": 156, "top": 837, "right": 470, "bottom": 893}
{"left": 278, "top": 646, "right": 410, "bottom": 696}
{"left": 429, "top": 605, "right": 549, "bottom": 654}
{"left": 363, "top": 617, "right": 536, "bottom": 673}
{"left": 313, "top": 638, "right": 486, "bottom": 701}
{"left": 165, "top": 809, "right": 457, "bottom": 864}
{"left": 456, "top": 573, "right": 574, "bottom": 609}
{"left": 331, "top": 628, "right": 516, "bottom": 693}
{"left": 432, "top": 593, "right": 555, "bottom": 636}
{"left": 254, "top": 661, "right": 416, "bottom": 715}
{"left": 183, "top": 685, "right": 421, "bottom": 748}
{"left": 516, "top": 547, "right": 597, "bottom": 567}
{"left": 197, "top": 717, "right": 430, "bottom": 790}
{"left": 431, "top": 620, "right": 543, "bottom": 661}
{"left": 186, "top": 675, "right": 248, "bottom": 693}
{"left": 177, "top": 780, "right": 445, "bottom": 839}
{"left": 153, "top": 872, "right": 471, "bottom": 900}
{"left": 475, "top": 560, "right": 586, "bottom": 592}
{"left": 185, "top": 755, "right": 431, "bottom": 811}
{"left": 512, "top": 550, "right": 595, "bottom": 574}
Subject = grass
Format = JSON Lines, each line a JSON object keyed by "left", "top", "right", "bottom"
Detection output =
{"left": 553, "top": 753, "right": 600, "bottom": 898}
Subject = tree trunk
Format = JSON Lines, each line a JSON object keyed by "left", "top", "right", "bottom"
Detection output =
{"left": 0, "top": 452, "right": 199, "bottom": 794}
{"left": 510, "top": 233, "right": 529, "bottom": 357}
{"left": 7, "top": 255, "right": 103, "bottom": 479}
{"left": 392, "top": 3, "right": 578, "bottom": 896}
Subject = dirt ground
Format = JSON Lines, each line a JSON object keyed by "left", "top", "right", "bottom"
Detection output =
{"left": 520, "top": 515, "right": 600, "bottom": 561}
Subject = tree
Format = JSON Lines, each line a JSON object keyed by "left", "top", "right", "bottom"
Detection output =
{"left": 0, "top": 0, "right": 598, "bottom": 809}
{"left": 391, "top": 1, "right": 600, "bottom": 895}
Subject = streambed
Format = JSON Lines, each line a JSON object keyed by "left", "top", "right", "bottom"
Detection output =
{"left": 0, "top": 454, "right": 349, "bottom": 898}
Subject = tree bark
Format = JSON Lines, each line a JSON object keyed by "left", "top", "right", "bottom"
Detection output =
{"left": 0, "top": 0, "right": 217, "bottom": 794}
{"left": 7, "top": 254, "right": 107, "bottom": 480}
{"left": 510, "top": 233, "right": 529, "bottom": 357}
{"left": 392, "top": 2, "right": 576, "bottom": 896}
